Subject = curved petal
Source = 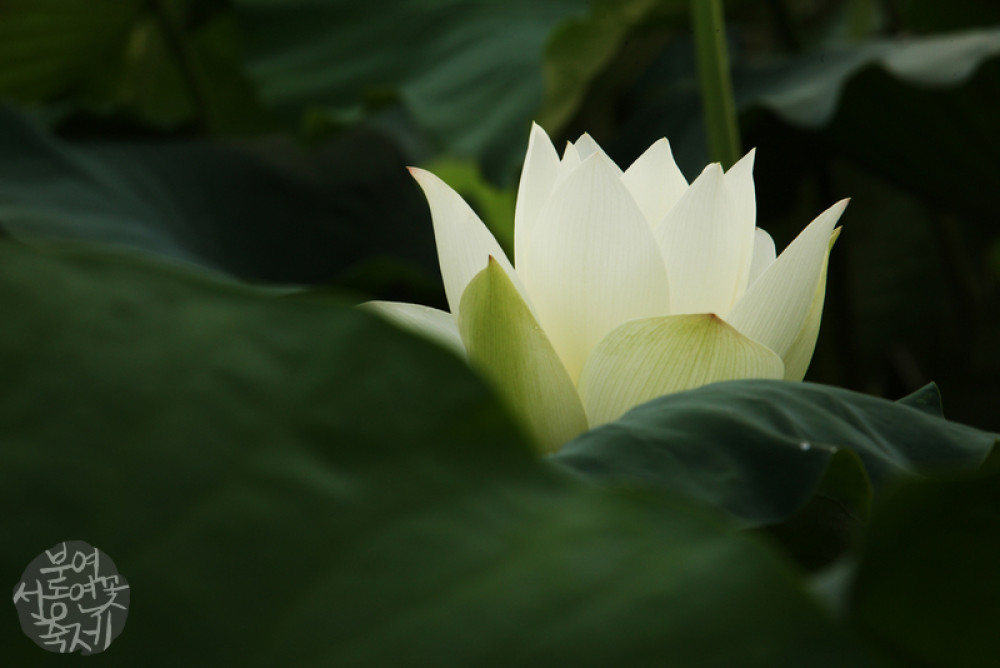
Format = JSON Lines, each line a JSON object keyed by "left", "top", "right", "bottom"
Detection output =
{"left": 571, "top": 133, "right": 620, "bottom": 176}
{"left": 621, "top": 138, "right": 688, "bottom": 227}
{"left": 653, "top": 163, "right": 754, "bottom": 316}
{"left": 409, "top": 167, "right": 529, "bottom": 319}
{"left": 578, "top": 313, "right": 785, "bottom": 426}
{"left": 782, "top": 228, "right": 840, "bottom": 380}
{"left": 747, "top": 227, "right": 776, "bottom": 287}
{"left": 725, "top": 149, "right": 756, "bottom": 222}
{"left": 513, "top": 123, "right": 560, "bottom": 270}
{"left": 362, "top": 301, "right": 465, "bottom": 358}
{"left": 724, "top": 149, "right": 757, "bottom": 297}
{"left": 727, "top": 199, "right": 848, "bottom": 358}
{"left": 553, "top": 141, "right": 583, "bottom": 190}
{"left": 458, "top": 259, "right": 588, "bottom": 453}
{"left": 519, "top": 153, "right": 672, "bottom": 382}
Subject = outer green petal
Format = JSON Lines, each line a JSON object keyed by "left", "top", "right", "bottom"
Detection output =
{"left": 578, "top": 314, "right": 785, "bottom": 427}
{"left": 782, "top": 229, "right": 840, "bottom": 381}
{"left": 362, "top": 300, "right": 465, "bottom": 359}
{"left": 458, "top": 258, "right": 588, "bottom": 453}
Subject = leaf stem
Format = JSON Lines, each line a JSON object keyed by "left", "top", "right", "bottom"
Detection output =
{"left": 691, "top": 0, "right": 741, "bottom": 168}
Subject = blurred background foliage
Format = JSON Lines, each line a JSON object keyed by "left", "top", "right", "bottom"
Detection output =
{"left": 2, "top": 0, "right": 997, "bottom": 430}
{"left": 2, "top": 1, "right": 999, "bottom": 664}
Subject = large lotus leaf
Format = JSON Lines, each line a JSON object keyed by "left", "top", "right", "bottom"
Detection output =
{"left": 0, "top": 241, "right": 868, "bottom": 666}
{"left": 0, "top": 108, "right": 438, "bottom": 289}
{"left": 737, "top": 28, "right": 1000, "bottom": 128}
{"left": 235, "top": 0, "right": 588, "bottom": 174}
{"left": 554, "top": 380, "right": 996, "bottom": 526}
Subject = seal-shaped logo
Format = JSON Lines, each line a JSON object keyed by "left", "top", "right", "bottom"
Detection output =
{"left": 12, "top": 540, "right": 130, "bottom": 654}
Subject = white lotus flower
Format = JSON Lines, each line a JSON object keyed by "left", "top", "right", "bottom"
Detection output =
{"left": 368, "top": 123, "right": 846, "bottom": 452}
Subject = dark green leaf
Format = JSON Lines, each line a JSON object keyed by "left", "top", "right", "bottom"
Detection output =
{"left": 764, "top": 449, "right": 871, "bottom": 570}
{"left": 895, "top": 382, "right": 944, "bottom": 417}
{"left": 235, "top": 0, "right": 588, "bottom": 175}
{"left": 0, "top": 108, "right": 438, "bottom": 290}
{"left": 849, "top": 468, "right": 1000, "bottom": 667}
{"left": 554, "top": 380, "right": 996, "bottom": 526}
{"left": 0, "top": 241, "right": 867, "bottom": 665}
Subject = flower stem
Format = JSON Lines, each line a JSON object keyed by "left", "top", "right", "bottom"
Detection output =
{"left": 692, "top": 0, "right": 741, "bottom": 168}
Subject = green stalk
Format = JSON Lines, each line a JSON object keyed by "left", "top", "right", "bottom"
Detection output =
{"left": 691, "top": 0, "right": 741, "bottom": 168}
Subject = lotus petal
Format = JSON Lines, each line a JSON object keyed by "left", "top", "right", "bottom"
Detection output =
{"left": 409, "top": 167, "right": 531, "bottom": 319}
{"left": 458, "top": 259, "right": 588, "bottom": 452}
{"left": 782, "top": 229, "right": 840, "bottom": 380}
{"left": 514, "top": 123, "right": 560, "bottom": 271}
{"left": 727, "top": 200, "right": 848, "bottom": 358}
{"left": 362, "top": 301, "right": 465, "bottom": 358}
{"left": 579, "top": 314, "right": 785, "bottom": 426}
{"left": 748, "top": 228, "right": 777, "bottom": 287}
{"left": 621, "top": 138, "right": 688, "bottom": 227}
{"left": 519, "top": 154, "right": 671, "bottom": 382}
{"left": 654, "top": 163, "right": 754, "bottom": 316}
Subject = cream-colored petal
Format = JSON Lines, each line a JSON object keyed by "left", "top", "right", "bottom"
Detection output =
{"left": 578, "top": 313, "right": 785, "bottom": 426}
{"left": 782, "top": 228, "right": 840, "bottom": 380}
{"left": 725, "top": 149, "right": 756, "bottom": 224}
{"left": 724, "top": 150, "right": 757, "bottom": 301}
{"left": 747, "top": 228, "right": 776, "bottom": 287}
{"left": 458, "top": 259, "right": 589, "bottom": 453}
{"left": 572, "top": 132, "right": 601, "bottom": 159}
{"left": 362, "top": 301, "right": 465, "bottom": 358}
{"left": 561, "top": 141, "right": 579, "bottom": 162}
{"left": 554, "top": 141, "right": 583, "bottom": 189}
{"left": 409, "top": 167, "right": 528, "bottom": 319}
{"left": 513, "top": 123, "right": 560, "bottom": 270}
{"left": 653, "top": 163, "right": 754, "bottom": 316}
{"left": 727, "top": 199, "right": 848, "bottom": 358}
{"left": 571, "top": 132, "right": 622, "bottom": 175}
{"left": 519, "top": 153, "right": 671, "bottom": 382}
{"left": 621, "top": 138, "right": 689, "bottom": 226}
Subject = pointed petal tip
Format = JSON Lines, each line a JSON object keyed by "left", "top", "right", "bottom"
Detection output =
{"left": 576, "top": 149, "right": 617, "bottom": 174}
{"left": 528, "top": 121, "right": 551, "bottom": 139}
{"left": 726, "top": 148, "right": 756, "bottom": 173}
{"left": 407, "top": 165, "right": 433, "bottom": 183}
{"left": 825, "top": 198, "right": 851, "bottom": 222}
{"left": 702, "top": 162, "right": 725, "bottom": 178}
